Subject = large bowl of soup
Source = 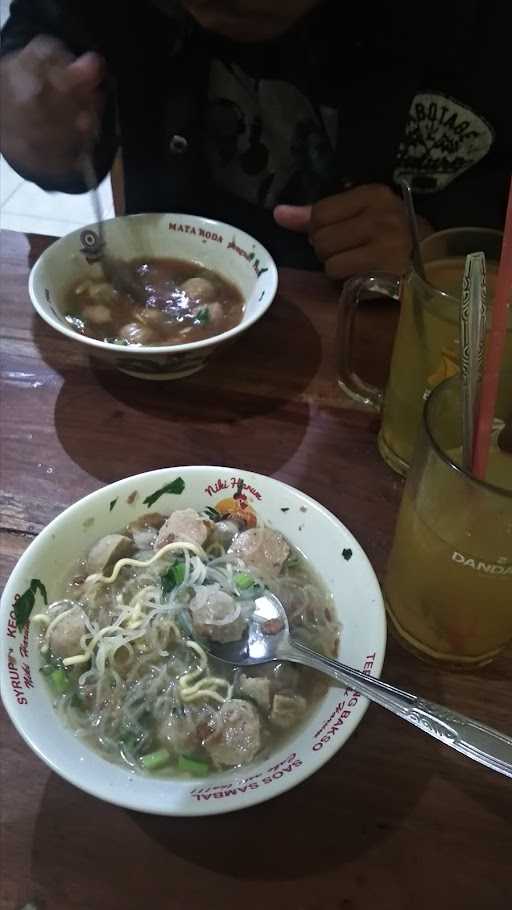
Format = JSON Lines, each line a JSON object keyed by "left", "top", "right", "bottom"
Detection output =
{"left": 0, "top": 466, "right": 386, "bottom": 816}
{"left": 29, "top": 213, "right": 278, "bottom": 380}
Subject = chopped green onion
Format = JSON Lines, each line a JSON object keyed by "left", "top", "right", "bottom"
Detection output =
{"left": 162, "top": 561, "right": 186, "bottom": 596}
{"left": 286, "top": 554, "right": 300, "bottom": 569}
{"left": 105, "top": 337, "right": 129, "bottom": 346}
{"left": 50, "top": 668, "right": 71, "bottom": 694}
{"left": 140, "top": 749, "right": 171, "bottom": 771}
{"left": 196, "top": 307, "right": 210, "bottom": 325}
{"left": 120, "top": 731, "right": 139, "bottom": 751}
{"left": 203, "top": 506, "right": 221, "bottom": 521}
{"left": 234, "top": 572, "right": 255, "bottom": 590}
{"left": 177, "top": 754, "right": 209, "bottom": 777}
{"left": 174, "top": 562, "right": 186, "bottom": 585}
{"left": 70, "top": 692, "right": 85, "bottom": 710}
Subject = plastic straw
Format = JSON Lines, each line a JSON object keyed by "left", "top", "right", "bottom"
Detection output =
{"left": 472, "top": 179, "right": 512, "bottom": 478}
{"left": 460, "top": 252, "right": 487, "bottom": 471}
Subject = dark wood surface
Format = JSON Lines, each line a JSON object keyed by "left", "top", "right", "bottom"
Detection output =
{"left": 1, "top": 229, "right": 511, "bottom": 910}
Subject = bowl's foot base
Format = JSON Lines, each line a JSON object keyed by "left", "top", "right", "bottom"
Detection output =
{"left": 118, "top": 365, "right": 205, "bottom": 381}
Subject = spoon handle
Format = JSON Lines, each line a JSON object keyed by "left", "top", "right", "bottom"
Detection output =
{"left": 284, "top": 640, "right": 512, "bottom": 779}
{"left": 79, "top": 153, "right": 105, "bottom": 251}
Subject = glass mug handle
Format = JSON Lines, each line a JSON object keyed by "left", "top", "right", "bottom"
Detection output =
{"left": 337, "top": 272, "right": 401, "bottom": 411}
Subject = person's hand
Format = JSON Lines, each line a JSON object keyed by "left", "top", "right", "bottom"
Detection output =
{"left": 0, "top": 35, "right": 105, "bottom": 183}
{"left": 274, "top": 184, "right": 433, "bottom": 279}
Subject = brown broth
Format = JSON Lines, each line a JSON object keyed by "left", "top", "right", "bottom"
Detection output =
{"left": 63, "top": 258, "right": 245, "bottom": 346}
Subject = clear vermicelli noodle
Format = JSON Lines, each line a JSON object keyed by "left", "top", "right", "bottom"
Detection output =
{"left": 34, "top": 507, "right": 339, "bottom": 777}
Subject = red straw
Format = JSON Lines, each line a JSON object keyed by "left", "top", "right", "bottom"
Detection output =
{"left": 472, "top": 179, "right": 512, "bottom": 478}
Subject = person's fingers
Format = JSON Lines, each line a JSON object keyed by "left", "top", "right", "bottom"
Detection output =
{"left": 75, "top": 109, "right": 95, "bottom": 134}
{"left": 311, "top": 214, "right": 372, "bottom": 262}
{"left": 273, "top": 204, "right": 312, "bottom": 234}
{"left": 323, "top": 245, "right": 378, "bottom": 280}
{"left": 47, "top": 53, "right": 105, "bottom": 99}
{"left": 311, "top": 184, "right": 398, "bottom": 231}
{"left": 67, "top": 53, "right": 106, "bottom": 92}
{"left": 24, "top": 34, "right": 75, "bottom": 71}
{"left": 324, "top": 229, "right": 413, "bottom": 279}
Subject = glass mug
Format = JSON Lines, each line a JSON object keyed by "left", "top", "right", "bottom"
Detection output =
{"left": 384, "top": 376, "right": 512, "bottom": 669}
{"left": 337, "top": 228, "right": 509, "bottom": 476}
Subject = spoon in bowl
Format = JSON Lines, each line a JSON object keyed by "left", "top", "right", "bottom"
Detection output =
{"left": 183, "top": 591, "right": 512, "bottom": 779}
{"left": 79, "top": 153, "right": 145, "bottom": 302}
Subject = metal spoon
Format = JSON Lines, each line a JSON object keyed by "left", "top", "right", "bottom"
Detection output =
{"left": 79, "top": 153, "right": 145, "bottom": 301}
{"left": 399, "top": 177, "right": 426, "bottom": 281}
{"left": 186, "top": 592, "right": 512, "bottom": 780}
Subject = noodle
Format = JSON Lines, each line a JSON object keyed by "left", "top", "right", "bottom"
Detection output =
{"left": 36, "top": 506, "right": 339, "bottom": 776}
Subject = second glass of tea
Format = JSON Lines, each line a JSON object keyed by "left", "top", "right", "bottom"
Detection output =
{"left": 337, "top": 228, "right": 510, "bottom": 475}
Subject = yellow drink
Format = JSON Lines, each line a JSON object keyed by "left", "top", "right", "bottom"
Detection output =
{"left": 385, "top": 453, "right": 512, "bottom": 666}
{"left": 378, "top": 258, "right": 510, "bottom": 474}
{"left": 384, "top": 378, "right": 512, "bottom": 669}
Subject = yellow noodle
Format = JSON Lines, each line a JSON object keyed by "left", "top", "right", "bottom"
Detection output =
{"left": 86, "top": 540, "right": 206, "bottom": 589}
{"left": 181, "top": 688, "right": 226, "bottom": 705}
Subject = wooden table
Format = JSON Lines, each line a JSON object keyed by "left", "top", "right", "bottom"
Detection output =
{"left": 1, "top": 230, "right": 511, "bottom": 910}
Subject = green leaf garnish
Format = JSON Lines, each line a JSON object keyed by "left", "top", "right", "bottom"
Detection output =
{"left": 203, "top": 506, "right": 221, "bottom": 521}
{"left": 286, "top": 554, "right": 300, "bottom": 569}
{"left": 143, "top": 476, "right": 185, "bottom": 508}
{"left": 50, "top": 668, "right": 71, "bottom": 694}
{"left": 161, "top": 561, "right": 186, "bottom": 596}
{"left": 234, "top": 572, "right": 255, "bottom": 590}
{"left": 109, "top": 498, "right": 118, "bottom": 512}
{"left": 177, "top": 754, "right": 209, "bottom": 777}
{"left": 14, "top": 578, "right": 48, "bottom": 631}
{"left": 141, "top": 749, "right": 171, "bottom": 771}
{"left": 196, "top": 308, "right": 210, "bottom": 325}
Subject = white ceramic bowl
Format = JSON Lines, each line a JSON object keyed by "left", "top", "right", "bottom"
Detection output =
{"left": 0, "top": 467, "right": 386, "bottom": 816}
{"left": 29, "top": 214, "right": 278, "bottom": 380}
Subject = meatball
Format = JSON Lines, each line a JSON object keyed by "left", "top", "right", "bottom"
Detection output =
{"left": 228, "top": 528, "right": 290, "bottom": 576}
{"left": 180, "top": 277, "right": 215, "bottom": 301}
{"left": 239, "top": 674, "right": 271, "bottom": 711}
{"left": 159, "top": 710, "right": 199, "bottom": 757}
{"left": 119, "top": 322, "right": 156, "bottom": 345}
{"left": 82, "top": 303, "right": 112, "bottom": 325}
{"left": 207, "top": 302, "right": 224, "bottom": 322}
{"left": 49, "top": 605, "right": 87, "bottom": 659}
{"left": 189, "top": 586, "right": 247, "bottom": 643}
{"left": 204, "top": 699, "right": 261, "bottom": 767}
{"left": 156, "top": 509, "right": 209, "bottom": 550}
{"left": 209, "top": 519, "right": 244, "bottom": 549}
{"left": 126, "top": 513, "right": 165, "bottom": 551}
{"left": 87, "top": 534, "right": 133, "bottom": 575}
{"left": 270, "top": 693, "right": 308, "bottom": 729}
{"left": 240, "top": 661, "right": 299, "bottom": 697}
{"left": 134, "top": 307, "right": 167, "bottom": 328}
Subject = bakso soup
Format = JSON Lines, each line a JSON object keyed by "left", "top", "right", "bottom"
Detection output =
{"left": 33, "top": 507, "right": 339, "bottom": 777}
{"left": 63, "top": 258, "right": 244, "bottom": 346}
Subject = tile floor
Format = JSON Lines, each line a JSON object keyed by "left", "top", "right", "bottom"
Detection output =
{"left": 0, "top": 0, "right": 115, "bottom": 238}
{"left": 0, "top": 157, "right": 115, "bottom": 237}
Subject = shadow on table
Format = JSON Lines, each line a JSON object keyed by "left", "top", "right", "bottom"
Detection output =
{"left": 28, "top": 706, "right": 436, "bottom": 910}
{"left": 29, "top": 659, "right": 511, "bottom": 909}
{"left": 31, "top": 297, "right": 322, "bottom": 483}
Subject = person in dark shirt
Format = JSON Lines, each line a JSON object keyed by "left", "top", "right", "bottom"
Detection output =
{"left": 0, "top": 0, "right": 509, "bottom": 273}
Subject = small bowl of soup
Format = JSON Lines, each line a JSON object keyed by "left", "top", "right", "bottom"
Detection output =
{"left": 0, "top": 466, "right": 386, "bottom": 816}
{"left": 29, "top": 213, "right": 278, "bottom": 380}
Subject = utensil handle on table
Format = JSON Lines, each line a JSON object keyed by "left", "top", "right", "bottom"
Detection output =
{"left": 337, "top": 272, "right": 400, "bottom": 410}
{"left": 282, "top": 639, "right": 512, "bottom": 779}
